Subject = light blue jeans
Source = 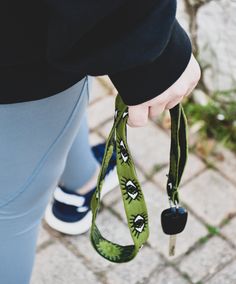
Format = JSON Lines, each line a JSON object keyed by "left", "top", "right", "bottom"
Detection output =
{"left": 0, "top": 75, "right": 100, "bottom": 284}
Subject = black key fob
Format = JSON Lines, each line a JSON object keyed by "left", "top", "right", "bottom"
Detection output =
{"left": 161, "top": 206, "right": 188, "bottom": 235}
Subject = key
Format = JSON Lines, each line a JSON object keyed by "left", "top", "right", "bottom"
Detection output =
{"left": 161, "top": 205, "right": 188, "bottom": 256}
{"left": 169, "top": 234, "right": 177, "bottom": 256}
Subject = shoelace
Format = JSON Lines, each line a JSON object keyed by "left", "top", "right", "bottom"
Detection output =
{"left": 89, "top": 93, "right": 188, "bottom": 263}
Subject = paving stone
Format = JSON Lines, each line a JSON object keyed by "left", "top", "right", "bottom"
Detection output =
{"left": 104, "top": 245, "right": 164, "bottom": 284}
{"left": 89, "top": 131, "right": 104, "bottom": 146}
{"left": 64, "top": 231, "right": 112, "bottom": 273}
{"left": 99, "top": 119, "right": 171, "bottom": 176}
{"left": 153, "top": 153, "right": 206, "bottom": 189}
{"left": 221, "top": 217, "right": 236, "bottom": 247}
{"left": 180, "top": 169, "right": 236, "bottom": 226}
{"left": 101, "top": 184, "right": 126, "bottom": 207}
{"left": 98, "top": 118, "right": 114, "bottom": 138}
{"left": 176, "top": 0, "right": 190, "bottom": 34}
{"left": 31, "top": 241, "right": 100, "bottom": 284}
{"left": 178, "top": 236, "right": 236, "bottom": 283}
{"left": 208, "top": 144, "right": 236, "bottom": 185}
{"left": 36, "top": 224, "right": 51, "bottom": 247}
{"left": 148, "top": 266, "right": 190, "bottom": 284}
{"left": 113, "top": 181, "right": 208, "bottom": 261}
{"left": 206, "top": 258, "right": 236, "bottom": 284}
{"left": 131, "top": 165, "right": 146, "bottom": 183}
{"left": 65, "top": 209, "right": 134, "bottom": 273}
{"left": 197, "top": 0, "right": 236, "bottom": 92}
{"left": 87, "top": 96, "right": 115, "bottom": 130}
{"left": 97, "top": 75, "right": 117, "bottom": 95}
{"left": 87, "top": 76, "right": 111, "bottom": 103}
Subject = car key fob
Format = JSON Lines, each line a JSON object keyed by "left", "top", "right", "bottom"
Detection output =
{"left": 161, "top": 206, "right": 188, "bottom": 235}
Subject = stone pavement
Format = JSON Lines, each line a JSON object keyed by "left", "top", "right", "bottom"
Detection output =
{"left": 31, "top": 76, "right": 236, "bottom": 284}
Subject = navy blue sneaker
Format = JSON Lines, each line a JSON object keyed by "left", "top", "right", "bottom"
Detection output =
{"left": 44, "top": 142, "right": 118, "bottom": 235}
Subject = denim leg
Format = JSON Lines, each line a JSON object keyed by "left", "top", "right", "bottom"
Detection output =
{"left": 58, "top": 87, "right": 100, "bottom": 192}
{"left": 0, "top": 76, "right": 89, "bottom": 284}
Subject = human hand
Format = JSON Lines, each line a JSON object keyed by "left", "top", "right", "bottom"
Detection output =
{"left": 127, "top": 53, "right": 201, "bottom": 127}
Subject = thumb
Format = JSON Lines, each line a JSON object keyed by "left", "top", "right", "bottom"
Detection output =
{"left": 127, "top": 104, "right": 149, "bottom": 127}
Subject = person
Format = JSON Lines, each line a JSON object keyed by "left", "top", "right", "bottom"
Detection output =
{"left": 0, "top": 0, "right": 201, "bottom": 283}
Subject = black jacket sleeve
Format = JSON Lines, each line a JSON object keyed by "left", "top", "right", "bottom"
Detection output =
{"left": 46, "top": 0, "right": 192, "bottom": 106}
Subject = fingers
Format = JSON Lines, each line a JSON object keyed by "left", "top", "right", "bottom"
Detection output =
{"left": 164, "top": 54, "right": 201, "bottom": 110}
{"left": 126, "top": 54, "right": 201, "bottom": 127}
{"left": 165, "top": 95, "right": 184, "bottom": 109}
{"left": 148, "top": 101, "right": 166, "bottom": 117}
{"left": 127, "top": 104, "right": 149, "bottom": 127}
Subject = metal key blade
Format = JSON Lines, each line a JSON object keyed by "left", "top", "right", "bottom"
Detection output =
{"left": 169, "top": 235, "right": 177, "bottom": 256}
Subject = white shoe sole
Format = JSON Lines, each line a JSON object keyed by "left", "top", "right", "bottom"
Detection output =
{"left": 44, "top": 166, "right": 119, "bottom": 235}
{"left": 44, "top": 202, "right": 93, "bottom": 235}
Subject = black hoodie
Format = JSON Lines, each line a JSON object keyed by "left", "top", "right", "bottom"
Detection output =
{"left": 0, "top": 0, "right": 192, "bottom": 105}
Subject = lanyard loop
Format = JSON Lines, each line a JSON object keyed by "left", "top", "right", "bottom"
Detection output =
{"left": 89, "top": 93, "right": 188, "bottom": 263}
{"left": 167, "top": 103, "right": 188, "bottom": 206}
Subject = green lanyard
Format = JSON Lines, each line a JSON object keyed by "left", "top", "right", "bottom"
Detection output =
{"left": 89, "top": 93, "right": 188, "bottom": 263}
